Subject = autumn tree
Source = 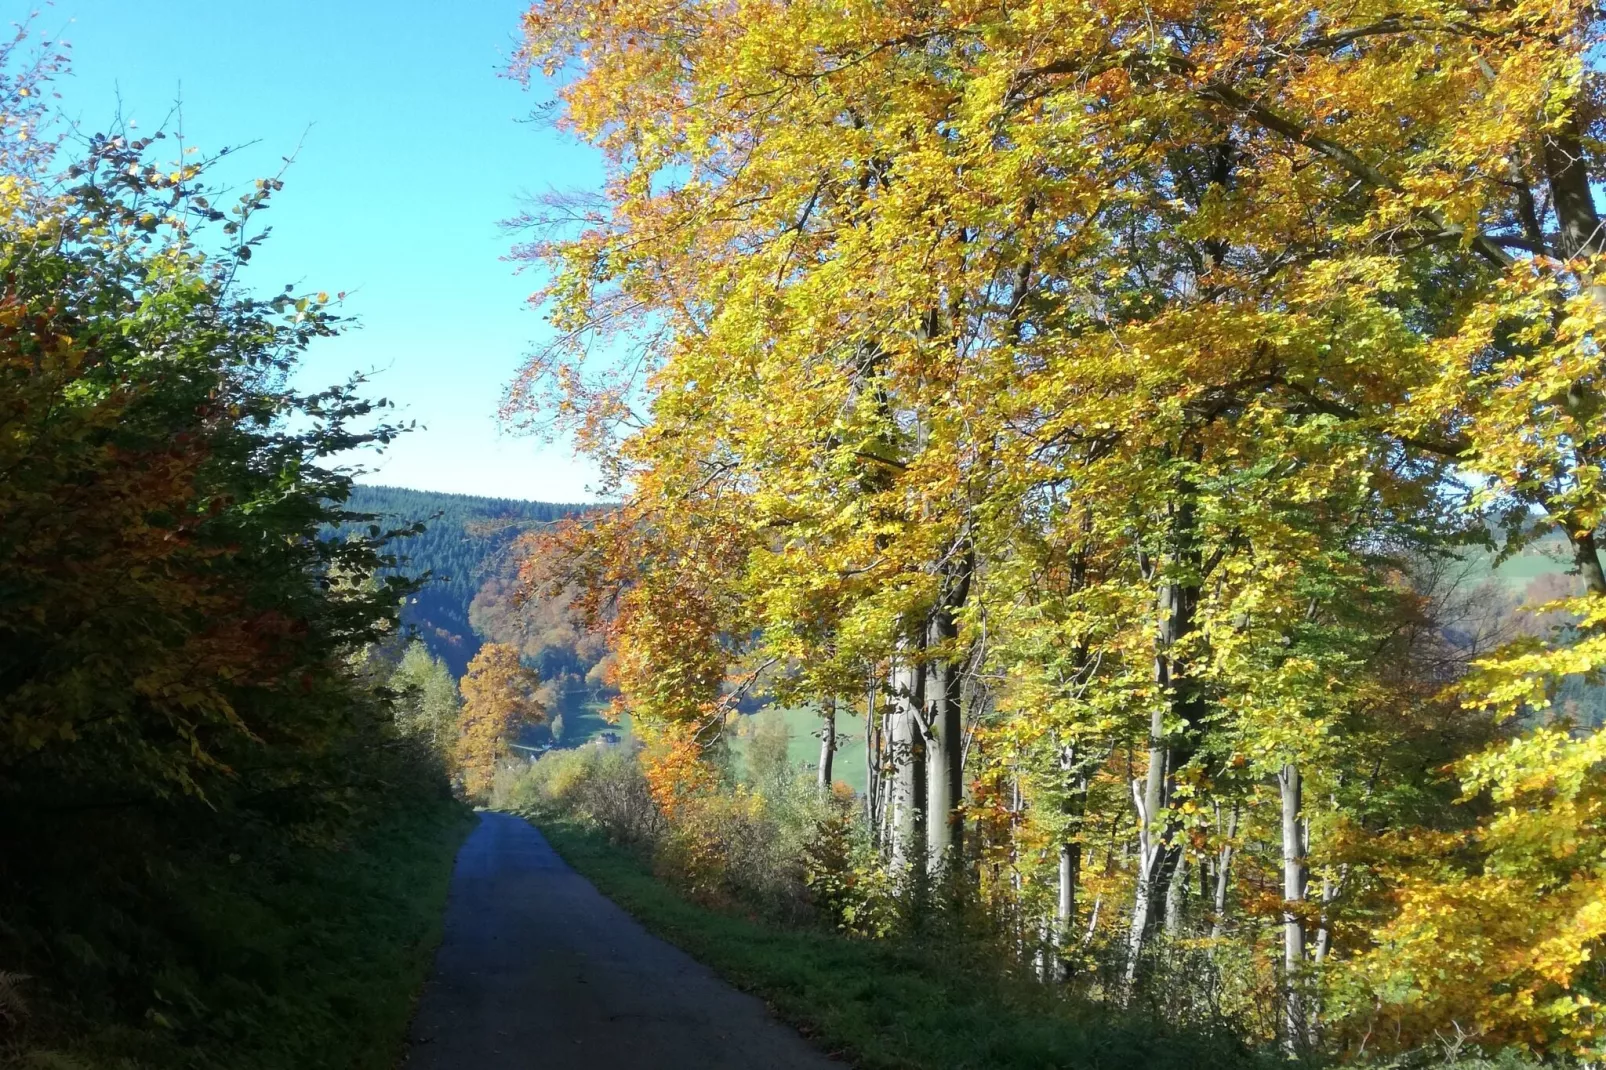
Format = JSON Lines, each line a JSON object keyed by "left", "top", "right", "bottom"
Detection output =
{"left": 511, "top": 0, "right": 1606, "bottom": 1057}
{"left": 0, "top": 33, "right": 449, "bottom": 1059}
{"left": 456, "top": 642, "right": 544, "bottom": 800}
{"left": 0, "top": 105, "right": 414, "bottom": 808}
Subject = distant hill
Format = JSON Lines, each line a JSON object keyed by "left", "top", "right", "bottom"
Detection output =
{"left": 342, "top": 484, "right": 594, "bottom": 675}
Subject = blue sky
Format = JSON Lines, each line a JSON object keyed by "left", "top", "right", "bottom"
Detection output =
{"left": 35, "top": 0, "right": 602, "bottom": 502}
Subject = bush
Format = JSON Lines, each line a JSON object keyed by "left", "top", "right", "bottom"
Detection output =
{"left": 500, "top": 739, "right": 842, "bottom": 922}
{"left": 500, "top": 743, "right": 666, "bottom": 847}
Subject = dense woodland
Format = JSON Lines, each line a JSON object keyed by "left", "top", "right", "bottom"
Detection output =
{"left": 339, "top": 485, "right": 590, "bottom": 675}
{"left": 501, "top": 0, "right": 1606, "bottom": 1064}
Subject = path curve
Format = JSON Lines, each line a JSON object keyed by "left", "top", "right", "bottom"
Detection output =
{"left": 404, "top": 811, "right": 841, "bottom": 1069}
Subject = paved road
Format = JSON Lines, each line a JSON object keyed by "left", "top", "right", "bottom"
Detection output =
{"left": 404, "top": 811, "right": 841, "bottom": 1069}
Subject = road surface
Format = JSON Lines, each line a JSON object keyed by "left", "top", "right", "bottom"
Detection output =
{"left": 404, "top": 811, "right": 841, "bottom": 1069}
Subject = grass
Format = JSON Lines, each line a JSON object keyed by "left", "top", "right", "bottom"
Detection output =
{"left": 727, "top": 705, "right": 871, "bottom": 794}
{"left": 1488, "top": 536, "right": 1571, "bottom": 591}
{"left": 10, "top": 797, "right": 475, "bottom": 1070}
{"left": 532, "top": 815, "right": 1268, "bottom": 1070}
{"left": 557, "top": 700, "right": 633, "bottom": 747}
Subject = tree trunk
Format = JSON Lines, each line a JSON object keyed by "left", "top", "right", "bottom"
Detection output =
{"left": 1124, "top": 730, "right": 1177, "bottom": 989}
{"left": 1165, "top": 852, "right": 1189, "bottom": 936}
{"left": 1279, "top": 762, "right": 1308, "bottom": 1055}
{"left": 924, "top": 549, "right": 972, "bottom": 873}
{"left": 1055, "top": 751, "right": 1090, "bottom": 980}
{"left": 1209, "top": 804, "right": 1238, "bottom": 942}
{"left": 924, "top": 649, "right": 954, "bottom": 866}
{"left": 1544, "top": 114, "right": 1606, "bottom": 266}
{"left": 1537, "top": 112, "right": 1606, "bottom": 598}
{"left": 817, "top": 699, "right": 836, "bottom": 793}
{"left": 864, "top": 682, "right": 880, "bottom": 836}
{"left": 1124, "top": 482, "right": 1204, "bottom": 990}
{"left": 1056, "top": 839, "right": 1080, "bottom": 979}
{"left": 888, "top": 658, "right": 926, "bottom": 872}
{"left": 924, "top": 617, "right": 964, "bottom": 871}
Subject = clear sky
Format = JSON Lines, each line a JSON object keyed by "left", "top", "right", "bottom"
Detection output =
{"left": 34, "top": 0, "right": 602, "bottom": 502}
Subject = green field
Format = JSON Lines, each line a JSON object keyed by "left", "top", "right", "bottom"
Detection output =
{"left": 1489, "top": 536, "right": 1573, "bottom": 591}
{"left": 726, "top": 705, "right": 871, "bottom": 794}
{"left": 545, "top": 700, "right": 870, "bottom": 794}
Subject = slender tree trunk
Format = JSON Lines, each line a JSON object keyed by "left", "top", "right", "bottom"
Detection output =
{"left": 879, "top": 706, "right": 896, "bottom": 846}
{"left": 1124, "top": 725, "right": 1175, "bottom": 989}
{"left": 924, "top": 648, "right": 954, "bottom": 866}
{"left": 1312, "top": 869, "right": 1341, "bottom": 966}
{"left": 1055, "top": 752, "right": 1089, "bottom": 979}
{"left": 1125, "top": 484, "right": 1204, "bottom": 990}
{"left": 924, "top": 619, "right": 963, "bottom": 871}
{"left": 1056, "top": 839, "right": 1080, "bottom": 979}
{"left": 864, "top": 682, "right": 880, "bottom": 836}
{"left": 817, "top": 699, "right": 836, "bottom": 793}
{"left": 1210, "top": 804, "right": 1238, "bottom": 942}
{"left": 1165, "top": 852, "right": 1189, "bottom": 936}
{"left": 924, "top": 550, "right": 972, "bottom": 873}
{"left": 1307, "top": 868, "right": 1340, "bottom": 1049}
{"left": 1279, "top": 762, "right": 1308, "bottom": 1055}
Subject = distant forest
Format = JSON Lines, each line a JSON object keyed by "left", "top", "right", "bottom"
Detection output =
{"left": 341, "top": 485, "right": 594, "bottom": 678}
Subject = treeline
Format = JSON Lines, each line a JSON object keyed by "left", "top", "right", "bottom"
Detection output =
{"left": 0, "top": 37, "right": 465, "bottom": 1069}
{"left": 509, "top": 0, "right": 1606, "bottom": 1064}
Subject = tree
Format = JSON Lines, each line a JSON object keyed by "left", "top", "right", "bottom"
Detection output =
{"left": 390, "top": 640, "right": 462, "bottom": 762}
{"left": 0, "top": 33, "right": 448, "bottom": 1059}
{"left": 510, "top": 0, "right": 1606, "bottom": 1055}
{"left": 456, "top": 642, "right": 544, "bottom": 800}
{"left": 743, "top": 709, "right": 793, "bottom": 792}
{"left": 0, "top": 102, "right": 414, "bottom": 808}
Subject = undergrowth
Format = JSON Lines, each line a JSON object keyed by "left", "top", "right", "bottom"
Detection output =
{"left": 0, "top": 796, "right": 473, "bottom": 1070}
{"left": 531, "top": 812, "right": 1271, "bottom": 1070}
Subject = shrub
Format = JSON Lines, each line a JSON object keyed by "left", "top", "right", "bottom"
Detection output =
{"left": 502, "top": 737, "right": 842, "bottom": 922}
{"left": 502, "top": 743, "right": 666, "bottom": 848}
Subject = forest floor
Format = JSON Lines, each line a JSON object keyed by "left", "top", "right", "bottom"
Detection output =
{"left": 524, "top": 815, "right": 1269, "bottom": 1070}
{"left": 402, "top": 811, "right": 838, "bottom": 1069}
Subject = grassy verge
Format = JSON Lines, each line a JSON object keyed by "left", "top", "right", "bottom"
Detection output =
{"left": 10, "top": 798, "right": 475, "bottom": 1070}
{"left": 532, "top": 815, "right": 1269, "bottom": 1070}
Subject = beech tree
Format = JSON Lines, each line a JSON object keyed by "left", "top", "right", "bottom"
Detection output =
{"left": 511, "top": 0, "right": 1606, "bottom": 1057}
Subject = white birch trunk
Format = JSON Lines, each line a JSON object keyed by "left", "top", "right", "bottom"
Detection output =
{"left": 1279, "top": 762, "right": 1307, "bottom": 1054}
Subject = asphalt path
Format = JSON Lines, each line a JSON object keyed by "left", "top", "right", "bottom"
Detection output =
{"left": 403, "top": 811, "right": 841, "bottom": 1069}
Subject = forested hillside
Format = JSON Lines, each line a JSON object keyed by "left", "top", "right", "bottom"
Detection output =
{"left": 342, "top": 485, "right": 590, "bottom": 675}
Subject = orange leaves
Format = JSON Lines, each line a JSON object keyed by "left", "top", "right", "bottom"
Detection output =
{"left": 0, "top": 119, "right": 418, "bottom": 809}
{"left": 456, "top": 642, "right": 544, "bottom": 801}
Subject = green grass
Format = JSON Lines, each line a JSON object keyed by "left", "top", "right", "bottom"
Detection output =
{"left": 1491, "top": 542, "right": 1571, "bottom": 591}
{"left": 727, "top": 705, "right": 871, "bottom": 794}
{"left": 558, "top": 700, "right": 633, "bottom": 747}
{"left": 553, "top": 702, "right": 871, "bottom": 794}
{"left": 12, "top": 798, "right": 475, "bottom": 1070}
{"left": 532, "top": 815, "right": 1266, "bottom": 1070}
